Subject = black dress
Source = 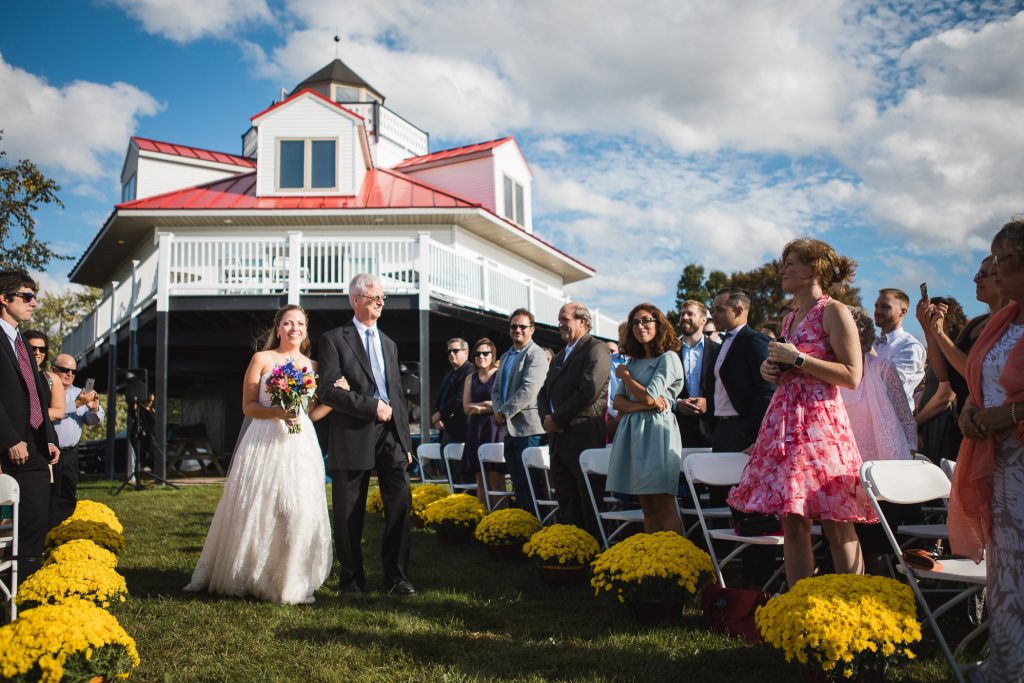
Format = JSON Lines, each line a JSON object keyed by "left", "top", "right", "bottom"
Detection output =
{"left": 460, "top": 372, "right": 505, "bottom": 479}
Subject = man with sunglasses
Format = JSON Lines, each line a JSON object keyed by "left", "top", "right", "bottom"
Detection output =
{"left": 492, "top": 309, "right": 549, "bottom": 513}
{"left": 0, "top": 270, "right": 60, "bottom": 578}
{"left": 50, "top": 354, "right": 104, "bottom": 527}
{"left": 430, "top": 338, "right": 472, "bottom": 449}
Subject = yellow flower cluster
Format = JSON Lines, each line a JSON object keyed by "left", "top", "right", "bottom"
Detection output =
{"left": 45, "top": 519, "right": 125, "bottom": 554}
{"left": 365, "top": 488, "right": 384, "bottom": 516}
{"left": 522, "top": 524, "right": 600, "bottom": 566}
{"left": 43, "top": 539, "right": 118, "bottom": 570}
{"left": 0, "top": 599, "right": 139, "bottom": 683}
{"left": 71, "top": 501, "right": 123, "bottom": 534}
{"left": 590, "top": 532, "right": 713, "bottom": 603}
{"left": 755, "top": 574, "right": 922, "bottom": 677}
{"left": 410, "top": 484, "right": 450, "bottom": 521}
{"left": 16, "top": 560, "right": 128, "bottom": 609}
{"left": 474, "top": 508, "right": 542, "bottom": 545}
{"left": 422, "top": 493, "right": 485, "bottom": 529}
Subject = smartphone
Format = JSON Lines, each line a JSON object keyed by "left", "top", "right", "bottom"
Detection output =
{"left": 83, "top": 378, "right": 96, "bottom": 394}
{"left": 920, "top": 282, "right": 929, "bottom": 301}
{"left": 772, "top": 336, "right": 792, "bottom": 367}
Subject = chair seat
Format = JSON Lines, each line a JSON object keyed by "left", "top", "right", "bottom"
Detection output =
{"left": 898, "top": 558, "right": 987, "bottom": 584}
{"left": 600, "top": 509, "right": 645, "bottom": 522}
{"left": 679, "top": 506, "right": 731, "bottom": 519}
{"left": 708, "top": 528, "right": 785, "bottom": 546}
{"left": 898, "top": 523, "right": 949, "bottom": 539}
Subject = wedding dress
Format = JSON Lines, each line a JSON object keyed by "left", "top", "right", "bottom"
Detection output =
{"left": 184, "top": 371, "right": 332, "bottom": 604}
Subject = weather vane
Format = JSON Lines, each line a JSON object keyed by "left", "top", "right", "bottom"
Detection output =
{"left": 334, "top": 30, "right": 340, "bottom": 59}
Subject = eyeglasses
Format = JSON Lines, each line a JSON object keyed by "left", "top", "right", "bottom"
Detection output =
{"left": 4, "top": 291, "right": 37, "bottom": 303}
{"left": 52, "top": 365, "right": 76, "bottom": 375}
{"left": 29, "top": 344, "right": 46, "bottom": 354}
{"left": 446, "top": 348, "right": 464, "bottom": 355}
{"left": 356, "top": 294, "right": 388, "bottom": 305}
{"left": 473, "top": 351, "right": 493, "bottom": 357}
{"left": 974, "top": 269, "right": 993, "bottom": 280}
{"left": 992, "top": 253, "right": 1021, "bottom": 268}
{"left": 509, "top": 324, "right": 532, "bottom": 331}
{"left": 630, "top": 316, "right": 657, "bottom": 328}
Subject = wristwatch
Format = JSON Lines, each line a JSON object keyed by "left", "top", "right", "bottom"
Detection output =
{"left": 793, "top": 354, "right": 806, "bottom": 368}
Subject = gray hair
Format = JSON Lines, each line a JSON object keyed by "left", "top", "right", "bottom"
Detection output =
{"left": 446, "top": 337, "right": 468, "bottom": 351}
{"left": 563, "top": 302, "right": 593, "bottom": 330}
{"left": 349, "top": 273, "right": 382, "bottom": 300}
{"left": 847, "top": 305, "right": 875, "bottom": 351}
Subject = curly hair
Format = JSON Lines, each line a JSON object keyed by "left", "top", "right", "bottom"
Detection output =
{"left": 992, "top": 220, "right": 1024, "bottom": 264}
{"left": 930, "top": 296, "right": 967, "bottom": 341}
{"left": 261, "top": 304, "right": 312, "bottom": 356}
{"left": 781, "top": 237, "right": 857, "bottom": 289}
{"left": 620, "top": 303, "right": 681, "bottom": 358}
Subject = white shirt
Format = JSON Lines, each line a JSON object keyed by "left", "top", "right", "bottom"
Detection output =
{"left": 0, "top": 317, "right": 18, "bottom": 354}
{"left": 873, "top": 325, "right": 925, "bottom": 412}
{"left": 54, "top": 385, "right": 106, "bottom": 448}
{"left": 713, "top": 324, "right": 745, "bottom": 417}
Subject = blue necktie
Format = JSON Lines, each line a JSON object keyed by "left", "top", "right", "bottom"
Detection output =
{"left": 365, "top": 329, "right": 390, "bottom": 402}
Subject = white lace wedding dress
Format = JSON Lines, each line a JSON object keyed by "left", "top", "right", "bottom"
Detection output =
{"left": 184, "top": 372, "right": 332, "bottom": 604}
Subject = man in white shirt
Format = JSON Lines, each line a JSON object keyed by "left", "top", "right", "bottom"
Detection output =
{"left": 50, "top": 353, "right": 105, "bottom": 527}
{"left": 873, "top": 288, "right": 926, "bottom": 412}
{"left": 673, "top": 300, "right": 718, "bottom": 447}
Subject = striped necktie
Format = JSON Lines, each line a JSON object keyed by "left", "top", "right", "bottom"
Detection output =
{"left": 15, "top": 334, "right": 44, "bottom": 429}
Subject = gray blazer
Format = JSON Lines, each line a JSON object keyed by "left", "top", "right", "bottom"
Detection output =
{"left": 491, "top": 341, "right": 548, "bottom": 437}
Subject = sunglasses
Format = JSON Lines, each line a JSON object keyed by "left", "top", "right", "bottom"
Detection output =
{"left": 473, "top": 351, "right": 493, "bottom": 357}
{"left": 5, "top": 291, "right": 37, "bottom": 303}
{"left": 52, "top": 365, "right": 77, "bottom": 375}
{"left": 509, "top": 324, "right": 532, "bottom": 331}
{"left": 446, "top": 348, "right": 464, "bottom": 355}
{"left": 356, "top": 294, "right": 388, "bottom": 304}
{"left": 630, "top": 316, "right": 656, "bottom": 328}
{"left": 29, "top": 345, "right": 46, "bottom": 355}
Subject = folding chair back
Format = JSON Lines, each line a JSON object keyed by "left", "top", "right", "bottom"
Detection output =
{"left": 478, "top": 442, "right": 512, "bottom": 511}
{"left": 416, "top": 443, "right": 450, "bottom": 489}
{"left": 523, "top": 446, "right": 558, "bottom": 524}
{"left": 940, "top": 458, "right": 955, "bottom": 480}
{"left": 684, "top": 451, "right": 749, "bottom": 487}
{"left": 865, "top": 459, "right": 950, "bottom": 504}
{"left": 442, "top": 443, "right": 476, "bottom": 494}
{"left": 0, "top": 474, "right": 20, "bottom": 623}
{"left": 580, "top": 447, "right": 643, "bottom": 548}
{"left": 911, "top": 452, "right": 932, "bottom": 464}
{"left": 678, "top": 448, "right": 728, "bottom": 538}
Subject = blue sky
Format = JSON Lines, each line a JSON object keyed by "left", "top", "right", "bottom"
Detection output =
{"left": 3, "top": 0, "right": 1023, "bottom": 339}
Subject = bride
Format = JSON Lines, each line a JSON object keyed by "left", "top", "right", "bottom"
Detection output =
{"left": 184, "top": 304, "right": 343, "bottom": 604}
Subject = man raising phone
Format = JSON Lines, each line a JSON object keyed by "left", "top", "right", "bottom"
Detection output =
{"left": 51, "top": 354, "right": 105, "bottom": 527}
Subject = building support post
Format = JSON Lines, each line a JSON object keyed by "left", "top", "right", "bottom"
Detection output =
{"left": 153, "top": 232, "right": 174, "bottom": 482}
{"left": 128, "top": 259, "right": 140, "bottom": 368}
{"left": 417, "top": 232, "right": 432, "bottom": 445}
{"left": 104, "top": 281, "right": 119, "bottom": 480}
{"left": 287, "top": 231, "right": 302, "bottom": 305}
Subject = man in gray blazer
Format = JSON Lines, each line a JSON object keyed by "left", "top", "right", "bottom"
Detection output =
{"left": 492, "top": 308, "right": 548, "bottom": 513}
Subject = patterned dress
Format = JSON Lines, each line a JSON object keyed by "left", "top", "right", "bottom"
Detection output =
{"left": 728, "top": 296, "right": 876, "bottom": 522}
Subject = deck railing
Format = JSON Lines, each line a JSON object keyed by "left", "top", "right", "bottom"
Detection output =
{"left": 63, "top": 234, "right": 619, "bottom": 358}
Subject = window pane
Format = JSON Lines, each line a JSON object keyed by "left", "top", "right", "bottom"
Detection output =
{"left": 515, "top": 183, "right": 524, "bottom": 225}
{"left": 334, "top": 85, "right": 359, "bottom": 102}
{"left": 311, "top": 140, "right": 336, "bottom": 189}
{"left": 503, "top": 177, "right": 514, "bottom": 220}
{"left": 279, "top": 140, "right": 304, "bottom": 189}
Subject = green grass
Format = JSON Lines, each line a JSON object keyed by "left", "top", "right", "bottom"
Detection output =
{"left": 78, "top": 481, "right": 960, "bottom": 682}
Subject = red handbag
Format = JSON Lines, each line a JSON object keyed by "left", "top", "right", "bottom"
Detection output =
{"left": 701, "top": 585, "right": 770, "bottom": 644}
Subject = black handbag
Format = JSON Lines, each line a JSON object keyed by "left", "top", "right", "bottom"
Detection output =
{"left": 733, "top": 513, "right": 782, "bottom": 537}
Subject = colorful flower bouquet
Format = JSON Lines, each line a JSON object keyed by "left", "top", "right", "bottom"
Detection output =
{"left": 0, "top": 599, "right": 140, "bottom": 683}
{"left": 756, "top": 574, "right": 922, "bottom": 680}
{"left": 523, "top": 524, "right": 600, "bottom": 566}
{"left": 590, "top": 532, "right": 713, "bottom": 606}
{"left": 474, "top": 508, "right": 541, "bottom": 552}
{"left": 16, "top": 560, "right": 128, "bottom": 609}
{"left": 43, "top": 539, "right": 118, "bottom": 570}
{"left": 265, "top": 359, "right": 317, "bottom": 433}
{"left": 410, "top": 484, "right": 450, "bottom": 523}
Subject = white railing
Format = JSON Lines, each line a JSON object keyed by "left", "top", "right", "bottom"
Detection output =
{"left": 300, "top": 238, "right": 418, "bottom": 292}
{"left": 429, "top": 241, "right": 484, "bottom": 306}
{"left": 168, "top": 237, "right": 288, "bottom": 293}
{"left": 378, "top": 106, "right": 429, "bottom": 157}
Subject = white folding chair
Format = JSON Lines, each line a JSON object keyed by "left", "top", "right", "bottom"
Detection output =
{"left": 478, "top": 443, "right": 513, "bottom": 511}
{"left": 860, "top": 460, "right": 986, "bottom": 683}
{"left": 522, "top": 446, "right": 559, "bottom": 524}
{"left": 940, "top": 458, "right": 956, "bottom": 480}
{"left": 677, "top": 448, "right": 730, "bottom": 538}
{"left": 683, "top": 451, "right": 788, "bottom": 589}
{"left": 442, "top": 443, "right": 476, "bottom": 494}
{"left": 416, "top": 443, "right": 450, "bottom": 489}
{"left": 0, "top": 474, "right": 20, "bottom": 623}
{"left": 580, "top": 447, "right": 644, "bottom": 549}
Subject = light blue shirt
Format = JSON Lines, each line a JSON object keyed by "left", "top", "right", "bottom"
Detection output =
{"left": 680, "top": 336, "right": 705, "bottom": 398}
{"left": 0, "top": 318, "right": 18, "bottom": 354}
{"left": 607, "top": 352, "right": 629, "bottom": 417}
{"left": 500, "top": 347, "right": 522, "bottom": 404}
{"left": 54, "top": 385, "right": 105, "bottom": 448}
{"left": 352, "top": 317, "right": 389, "bottom": 402}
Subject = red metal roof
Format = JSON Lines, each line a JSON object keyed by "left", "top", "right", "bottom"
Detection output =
{"left": 393, "top": 137, "right": 514, "bottom": 169}
{"left": 132, "top": 137, "right": 256, "bottom": 168}
{"left": 249, "top": 88, "right": 364, "bottom": 124}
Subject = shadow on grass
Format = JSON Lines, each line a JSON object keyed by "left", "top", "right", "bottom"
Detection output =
{"left": 121, "top": 566, "right": 194, "bottom": 597}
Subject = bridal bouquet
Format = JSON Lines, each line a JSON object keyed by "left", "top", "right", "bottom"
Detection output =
{"left": 266, "top": 359, "right": 317, "bottom": 433}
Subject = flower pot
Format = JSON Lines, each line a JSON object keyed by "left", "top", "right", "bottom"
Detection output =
{"left": 436, "top": 526, "right": 473, "bottom": 545}
{"left": 486, "top": 543, "right": 524, "bottom": 561}
{"left": 798, "top": 665, "right": 883, "bottom": 683}
{"left": 540, "top": 564, "right": 587, "bottom": 586}
{"left": 627, "top": 599, "right": 684, "bottom": 624}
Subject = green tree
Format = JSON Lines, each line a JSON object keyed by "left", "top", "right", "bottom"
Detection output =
{"left": 667, "top": 263, "right": 729, "bottom": 331}
{"left": 0, "top": 132, "right": 68, "bottom": 270}
{"left": 31, "top": 287, "right": 103, "bottom": 352}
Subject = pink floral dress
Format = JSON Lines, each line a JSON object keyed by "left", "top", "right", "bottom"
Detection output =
{"left": 727, "top": 296, "right": 876, "bottom": 522}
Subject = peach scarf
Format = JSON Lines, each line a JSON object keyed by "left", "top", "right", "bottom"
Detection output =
{"left": 948, "top": 301, "right": 1024, "bottom": 562}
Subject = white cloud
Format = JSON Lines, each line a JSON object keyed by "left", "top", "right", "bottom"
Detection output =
{"left": 103, "top": 0, "right": 273, "bottom": 43}
{"left": 0, "top": 54, "right": 161, "bottom": 179}
{"left": 31, "top": 269, "right": 83, "bottom": 297}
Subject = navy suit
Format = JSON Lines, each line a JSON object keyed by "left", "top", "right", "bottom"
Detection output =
{"left": 708, "top": 326, "right": 775, "bottom": 451}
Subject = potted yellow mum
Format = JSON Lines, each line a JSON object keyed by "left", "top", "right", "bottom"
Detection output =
{"left": 410, "top": 484, "right": 450, "bottom": 526}
{"left": 474, "top": 508, "right": 541, "bottom": 560}
{"left": 522, "top": 524, "right": 600, "bottom": 585}
{"left": 16, "top": 560, "right": 128, "bottom": 610}
{"left": 422, "top": 493, "right": 485, "bottom": 545}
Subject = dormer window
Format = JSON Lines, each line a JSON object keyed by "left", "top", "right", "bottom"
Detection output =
{"left": 121, "top": 173, "right": 137, "bottom": 202}
{"left": 333, "top": 84, "right": 360, "bottom": 103}
{"left": 503, "top": 175, "right": 525, "bottom": 226}
{"left": 277, "top": 138, "right": 337, "bottom": 191}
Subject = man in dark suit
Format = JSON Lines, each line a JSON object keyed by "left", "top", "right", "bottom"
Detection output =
{"left": 430, "top": 338, "right": 471, "bottom": 448}
{"left": 0, "top": 270, "right": 60, "bottom": 578}
{"left": 318, "top": 274, "right": 415, "bottom": 596}
{"left": 673, "top": 299, "right": 719, "bottom": 447}
{"left": 538, "top": 302, "right": 611, "bottom": 534}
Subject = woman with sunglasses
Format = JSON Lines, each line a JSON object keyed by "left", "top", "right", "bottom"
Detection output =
{"left": 22, "top": 329, "right": 65, "bottom": 422}
{"left": 461, "top": 338, "right": 506, "bottom": 504}
{"left": 607, "top": 304, "right": 685, "bottom": 533}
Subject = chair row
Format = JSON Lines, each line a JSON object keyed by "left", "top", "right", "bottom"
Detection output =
{"left": 0, "top": 474, "right": 20, "bottom": 623}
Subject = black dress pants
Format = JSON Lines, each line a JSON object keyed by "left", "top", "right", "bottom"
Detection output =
{"left": 3, "top": 440, "right": 51, "bottom": 579}
{"left": 49, "top": 445, "right": 79, "bottom": 528}
{"left": 330, "top": 423, "right": 411, "bottom": 589}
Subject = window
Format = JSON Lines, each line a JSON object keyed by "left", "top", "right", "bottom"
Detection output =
{"left": 121, "top": 173, "right": 136, "bottom": 202}
{"left": 333, "top": 85, "right": 359, "bottom": 102}
{"left": 276, "top": 139, "right": 337, "bottom": 191}
{"left": 503, "top": 175, "right": 525, "bottom": 226}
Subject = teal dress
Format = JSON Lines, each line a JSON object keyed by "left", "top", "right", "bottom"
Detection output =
{"left": 607, "top": 352, "right": 685, "bottom": 495}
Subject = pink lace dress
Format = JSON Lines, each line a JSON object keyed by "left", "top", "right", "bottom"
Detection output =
{"left": 727, "top": 296, "right": 876, "bottom": 522}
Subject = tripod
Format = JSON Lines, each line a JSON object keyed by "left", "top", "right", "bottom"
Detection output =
{"left": 113, "top": 400, "right": 178, "bottom": 494}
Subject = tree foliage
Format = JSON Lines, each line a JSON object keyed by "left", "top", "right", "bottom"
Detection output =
{"left": 31, "top": 287, "right": 103, "bottom": 352}
{"left": 0, "top": 131, "right": 67, "bottom": 270}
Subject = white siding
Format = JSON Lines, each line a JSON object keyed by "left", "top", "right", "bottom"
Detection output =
{"left": 401, "top": 157, "right": 495, "bottom": 211}
{"left": 492, "top": 142, "right": 533, "bottom": 233}
{"left": 255, "top": 96, "right": 363, "bottom": 197}
{"left": 135, "top": 156, "right": 246, "bottom": 201}
{"left": 374, "top": 137, "right": 414, "bottom": 169}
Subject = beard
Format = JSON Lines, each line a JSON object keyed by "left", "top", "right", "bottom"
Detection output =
{"left": 679, "top": 320, "right": 701, "bottom": 336}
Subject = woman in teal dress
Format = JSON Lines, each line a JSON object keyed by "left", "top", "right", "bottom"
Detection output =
{"left": 607, "top": 303, "right": 685, "bottom": 534}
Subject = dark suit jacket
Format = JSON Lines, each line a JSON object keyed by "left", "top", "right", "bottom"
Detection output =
{"left": 538, "top": 333, "right": 611, "bottom": 452}
{"left": 317, "top": 322, "right": 412, "bottom": 471}
{"left": 433, "top": 361, "right": 472, "bottom": 443}
{"left": 0, "top": 330, "right": 58, "bottom": 470}
{"left": 708, "top": 325, "right": 775, "bottom": 439}
{"left": 674, "top": 337, "right": 720, "bottom": 445}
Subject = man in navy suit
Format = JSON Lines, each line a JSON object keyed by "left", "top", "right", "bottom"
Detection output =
{"left": 0, "top": 270, "right": 60, "bottom": 578}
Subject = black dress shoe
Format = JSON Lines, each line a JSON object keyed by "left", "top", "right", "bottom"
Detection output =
{"left": 386, "top": 580, "right": 416, "bottom": 596}
{"left": 339, "top": 582, "right": 364, "bottom": 595}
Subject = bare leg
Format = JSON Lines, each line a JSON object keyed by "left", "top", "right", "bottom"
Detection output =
{"left": 640, "top": 494, "right": 684, "bottom": 534}
{"left": 487, "top": 471, "right": 508, "bottom": 508}
{"left": 782, "top": 514, "right": 814, "bottom": 587}
{"left": 821, "top": 520, "right": 864, "bottom": 575}
{"left": 475, "top": 473, "right": 486, "bottom": 505}
{"left": 639, "top": 496, "right": 656, "bottom": 533}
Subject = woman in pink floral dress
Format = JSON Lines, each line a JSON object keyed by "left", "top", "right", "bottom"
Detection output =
{"left": 728, "top": 238, "right": 876, "bottom": 587}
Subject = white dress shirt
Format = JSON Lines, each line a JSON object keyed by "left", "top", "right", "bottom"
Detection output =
{"left": 713, "top": 324, "right": 745, "bottom": 417}
{"left": 873, "top": 325, "right": 926, "bottom": 412}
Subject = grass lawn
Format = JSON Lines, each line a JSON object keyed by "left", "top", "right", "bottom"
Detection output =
{"left": 81, "top": 481, "right": 962, "bottom": 682}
